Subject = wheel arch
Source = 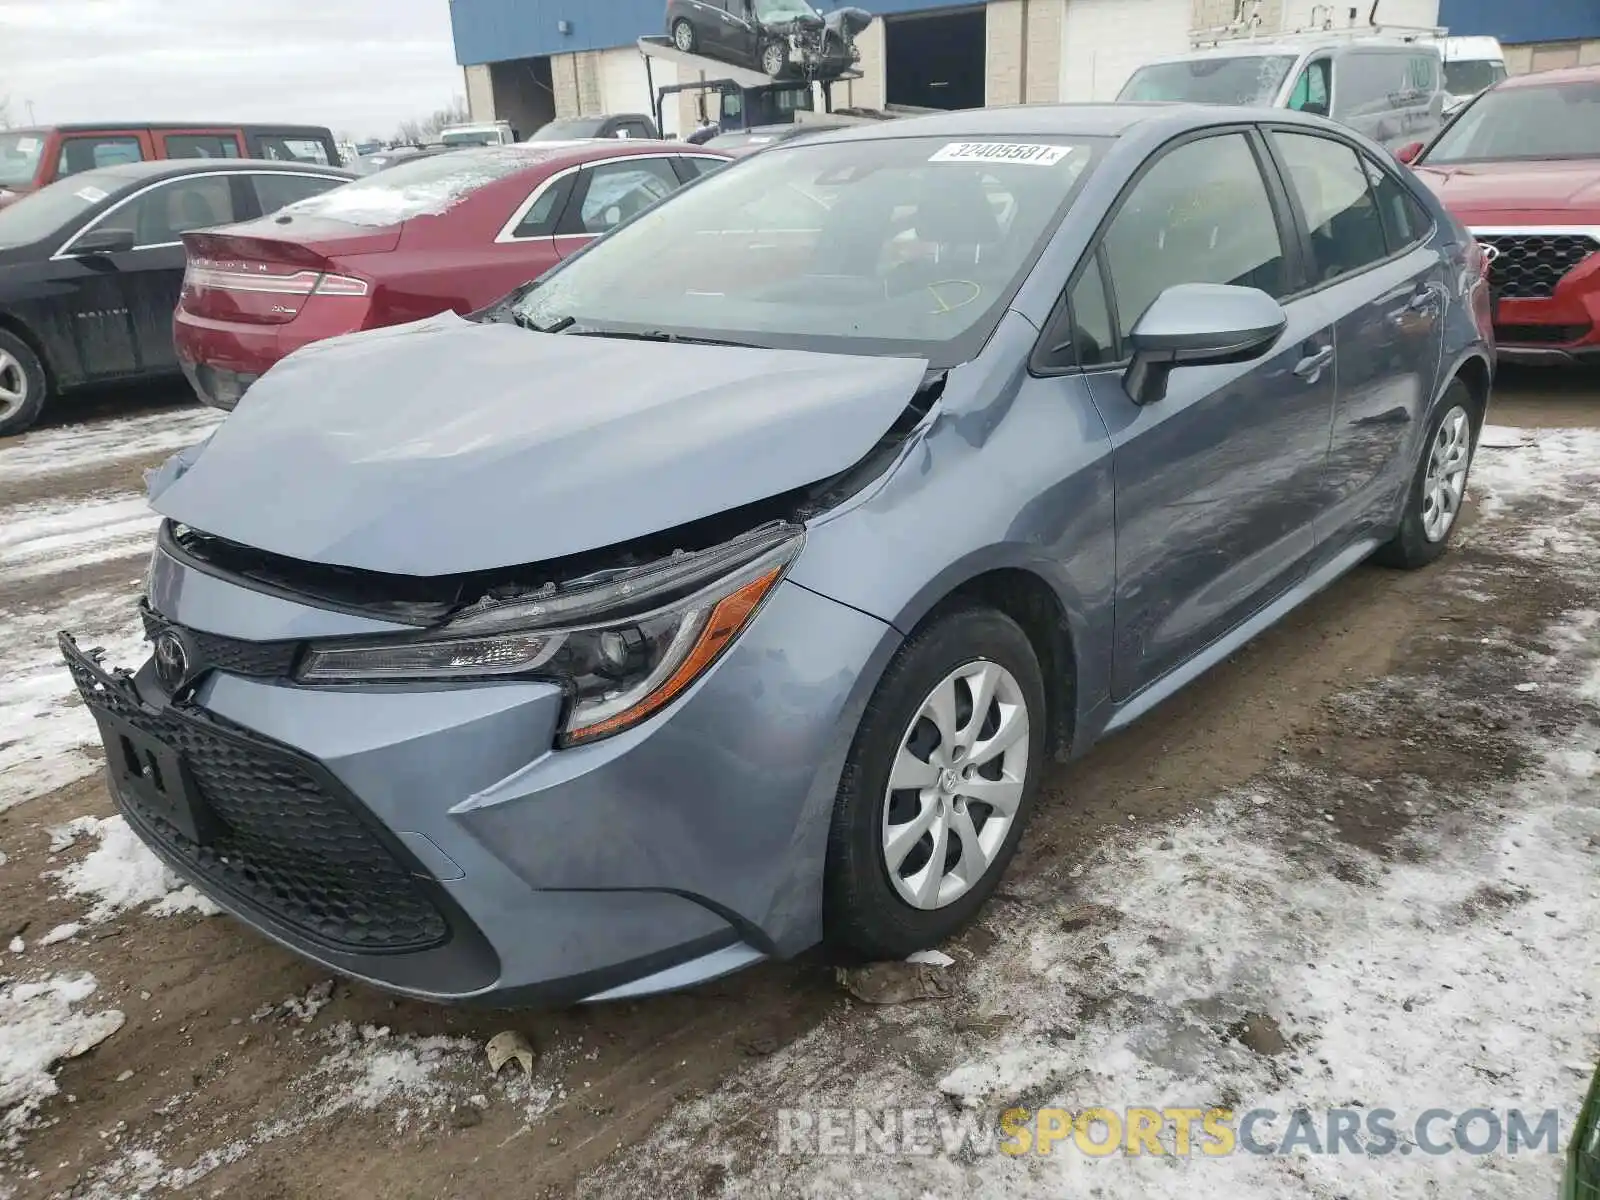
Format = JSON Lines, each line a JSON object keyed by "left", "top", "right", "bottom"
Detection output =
{"left": 0, "top": 310, "right": 55, "bottom": 392}
{"left": 1449, "top": 350, "right": 1492, "bottom": 430}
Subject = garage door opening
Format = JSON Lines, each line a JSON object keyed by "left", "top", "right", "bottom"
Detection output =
{"left": 884, "top": 7, "right": 987, "bottom": 111}
{"left": 488, "top": 57, "right": 556, "bottom": 140}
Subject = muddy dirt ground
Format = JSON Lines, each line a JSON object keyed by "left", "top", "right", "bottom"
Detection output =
{"left": 2, "top": 369, "right": 1598, "bottom": 1199}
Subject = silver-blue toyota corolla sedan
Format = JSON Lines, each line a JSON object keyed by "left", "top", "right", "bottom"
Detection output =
{"left": 62, "top": 104, "right": 1493, "bottom": 1005}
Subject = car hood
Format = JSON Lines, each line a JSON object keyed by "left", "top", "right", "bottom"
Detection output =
{"left": 1412, "top": 159, "right": 1600, "bottom": 222}
{"left": 150, "top": 312, "right": 929, "bottom": 577}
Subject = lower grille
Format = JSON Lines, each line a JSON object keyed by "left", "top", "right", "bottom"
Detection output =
{"left": 1494, "top": 323, "right": 1593, "bottom": 346}
{"left": 62, "top": 641, "right": 450, "bottom": 955}
{"left": 1477, "top": 232, "right": 1598, "bottom": 300}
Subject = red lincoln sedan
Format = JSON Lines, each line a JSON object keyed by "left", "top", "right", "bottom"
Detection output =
{"left": 173, "top": 140, "right": 731, "bottom": 408}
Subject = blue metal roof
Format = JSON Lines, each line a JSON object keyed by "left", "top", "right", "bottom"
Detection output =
{"left": 450, "top": 0, "right": 984, "bottom": 65}
{"left": 1438, "top": 0, "right": 1598, "bottom": 45}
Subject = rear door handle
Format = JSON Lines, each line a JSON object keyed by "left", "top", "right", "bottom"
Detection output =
{"left": 1293, "top": 344, "right": 1334, "bottom": 380}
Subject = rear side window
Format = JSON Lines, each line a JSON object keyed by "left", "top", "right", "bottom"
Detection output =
{"left": 1271, "top": 131, "right": 1388, "bottom": 283}
{"left": 509, "top": 175, "right": 575, "bottom": 238}
{"left": 252, "top": 173, "right": 342, "bottom": 216}
{"left": 1101, "top": 133, "right": 1288, "bottom": 339}
{"left": 255, "top": 135, "right": 332, "bottom": 166}
{"left": 1361, "top": 156, "right": 1433, "bottom": 252}
{"left": 166, "top": 135, "right": 241, "bottom": 160}
{"left": 677, "top": 156, "right": 726, "bottom": 180}
{"left": 58, "top": 136, "right": 144, "bottom": 177}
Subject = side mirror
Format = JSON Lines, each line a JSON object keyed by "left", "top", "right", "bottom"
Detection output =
{"left": 69, "top": 226, "right": 136, "bottom": 256}
{"left": 1395, "top": 141, "right": 1425, "bottom": 165}
{"left": 1123, "top": 283, "right": 1287, "bottom": 406}
{"left": 1302, "top": 99, "right": 1329, "bottom": 118}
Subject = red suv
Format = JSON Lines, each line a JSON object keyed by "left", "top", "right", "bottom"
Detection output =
{"left": 1407, "top": 65, "right": 1600, "bottom": 364}
{"left": 173, "top": 141, "right": 730, "bottom": 408}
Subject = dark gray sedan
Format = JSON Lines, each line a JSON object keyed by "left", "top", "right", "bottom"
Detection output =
{"left": 64, "top": 104, "right": 1492, "bottom": 1006}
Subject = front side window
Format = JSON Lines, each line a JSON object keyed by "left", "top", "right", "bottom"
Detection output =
{"left": 1287, "top": 59, "right": 1331, "bottom": 113}
{"left": 572, "top": 159, "right": 680, "bottom": 234}
{"left": 100, "top": 175, "right": 235, "bottom": 247}
{"left": 513, "top": 135, "right": 1105, "bottom": 368}
{"left": 58, "top": 136, "right": 144, "bottom": 178}
{"left": 1271, "top": 131, "right": 1388, "bottom": 283}
{"left": 1422, "top": 80, "right": 1600, "bottom": 163}
{"left": 1101, "top": 133, "right": 1286, "bottom": 340}
{"left": 1118, "top": 55, "right": 1297, "bottom": 106}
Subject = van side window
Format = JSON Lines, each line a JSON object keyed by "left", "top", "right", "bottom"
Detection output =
{"left": 58, "top": 136, "right": 144, "bottom": 178}
{"left": 1287, "top": 59, "right": 1331, "bottom": 114}
{"left": 1331, "top": 52, "right": 1406, "bottom": 119}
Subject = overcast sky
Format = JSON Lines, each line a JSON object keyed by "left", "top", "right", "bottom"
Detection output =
{"left": 2, "top": 0, "right": 465, "bottom": 139}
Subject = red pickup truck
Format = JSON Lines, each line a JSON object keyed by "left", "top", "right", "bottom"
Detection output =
{"left": 0, "top": 124, "right": 340, "bottom": 210}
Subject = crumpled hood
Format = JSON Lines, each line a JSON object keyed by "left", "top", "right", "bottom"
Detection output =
{"left": 1412, "top": 159, "right": 1600, "bottom": 222}
{"left": 151, "top": 312, "right": 929, "bottom": 577}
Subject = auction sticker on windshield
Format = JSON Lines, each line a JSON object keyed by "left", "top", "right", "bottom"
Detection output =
{"left": 928, "top": 142, "right": 1073, "bottom": 166}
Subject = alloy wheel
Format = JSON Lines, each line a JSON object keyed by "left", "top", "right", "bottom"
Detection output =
{"left": 881, "top": 659, "right": 1030, "bottom": 911}
{"left": 762, "top": 43, "right": 787, "bottom": 75}
{"left": 1422, "top": 404, "right": 1472, "bottom": 542}
{"left": 673, "top": 20, "right": 695, "bottom": 51}
{"left": 0, "top": 349, "right": 27, "bottom": 422}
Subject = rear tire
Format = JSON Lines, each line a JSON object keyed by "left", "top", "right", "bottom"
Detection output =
{"left": 0, "top": 328, "right": 48, "bottom": 438}
{"left": 1373, "top": 378, "right": 1478, "bottom": 569}
{"left": 824, "top": 604, "right": 1047, "bottom": 960}
{"left": 671, "top": 18, "right": 697, "bottom": 53}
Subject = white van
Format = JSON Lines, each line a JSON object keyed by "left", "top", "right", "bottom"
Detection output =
{"left": 1118, "top": 32, "right": 1448, "bottom": 151}
{"left": 1437, "top": 35, "right": 1507, "bottom": 113}
{"left": 438, "top": 121, "right": 517, "bottom": 148}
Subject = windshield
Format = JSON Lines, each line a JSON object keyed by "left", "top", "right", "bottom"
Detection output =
{"left": 706, "top": 130, "right": 787, "bottom": 151}
{"left": 0, "top": 132, "right": 46, "bottom": 189}
{"left": 512, "top": 135, "right": 1106, "bottom": 368}
{"left": 754, "top": 0, "right": 820, "bottom": 20}
{"left": 441, "top": 130, "right": 502, "bottom": 147}
{"left": 1118, "top": 55, "right": 1297, "bottom": 105}
{"left": 1442, "top": 59, "right": 1506, "bottom": 96}
{"left": 0, "top": 169, "right": 123, "bottom": 247}
{"left": 1423, "top": 80, "right": 1600, "bottom": 163}
{"left": 529, "top": 118, "right": 607, "bottom": 141}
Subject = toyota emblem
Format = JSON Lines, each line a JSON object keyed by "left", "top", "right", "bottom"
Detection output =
{"left": 153, "top": 629, "right": 190, "bottom": 692}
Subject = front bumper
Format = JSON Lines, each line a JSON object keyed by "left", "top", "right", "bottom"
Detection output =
{"left": 1474, "top": 226, "right": 1600, "bottom": 365}
{"left": 60, "top": 564, "right": 895, "bottom": 1006}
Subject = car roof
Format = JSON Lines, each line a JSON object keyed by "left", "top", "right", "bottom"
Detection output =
{"left": 70, "top": 159, "right": 353, "bottom": 184}
{"left": 1143, "top": 37, "right": 1437, "bottom": 64}
{"left": 1497, "top": 63, "right": 1600, "bottom": 89}
{"left": 791, "top": 102, "right": 1327, "bottom": 146}
{"left": 12, "top": 122, "right": 333, "bottom": 135}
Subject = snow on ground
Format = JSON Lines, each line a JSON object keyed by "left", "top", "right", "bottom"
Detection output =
{"left": 0, "top": 407, "right": 217, "bottom": 487}
{"left": 0, "top": 975, "right": 124, "bottom": 1153}
{"left": 0, "top": 493, "right": 160, "bottom": 584}
{"left": 583, "top": 428, "right": 1600, "bottom": 1200}
{"left": 0, "top": 588, "right": 146, "bottom": 813}
{"left": 45, "top": 816, "right": 219, "bottom": 923}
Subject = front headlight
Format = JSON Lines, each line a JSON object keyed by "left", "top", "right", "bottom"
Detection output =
{"left": 296, "top": 523, "right": 803, "bottom": 746}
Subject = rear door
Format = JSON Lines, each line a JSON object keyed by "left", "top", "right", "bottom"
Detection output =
{"left": 1262, "top": 126, "right": 1447, "bottom": 544}
{"left": 154, "top": 130, "right": 246, "bottom": 162}
{"left": 552, "top": 157, "right": 682, "bottom": 259}
{"left": 1065, "top": 127, "right": 1336, "bottom": 699}
{"left": 51, "top": 131, "right": 152, "bottom": 185}
{"left": 62, "top": 173, "right": 244, "bottom": 375}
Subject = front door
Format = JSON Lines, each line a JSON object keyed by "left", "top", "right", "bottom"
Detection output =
{"left": 1264, "top": 127, "right": 1448, "bottom": 543}
{"left": 1077, "top": 129, "right": 1336, "bottom": 699}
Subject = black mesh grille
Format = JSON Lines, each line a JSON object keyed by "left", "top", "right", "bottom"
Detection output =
{"left": 141, "top": 607, "right": 300, "bottom": 679}
{"left": 1480, "top": 233, "right": 1599, "bottom": 300}
{"left": 62, "top": 641, "right": 450, "bottom": 954}
{"left": 1493, "top": 322, "right": 1593, "bottom": 346}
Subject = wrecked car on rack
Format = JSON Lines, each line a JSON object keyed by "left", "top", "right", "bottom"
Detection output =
{"left": 63, "top": 102, "right": 1491, "bottom": 1006}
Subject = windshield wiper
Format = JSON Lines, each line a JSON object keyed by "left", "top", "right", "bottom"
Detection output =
{"left": 568, "top": 327, "right": 760, "bottom": 349}
{"left": 511, "top": 312, "right": 575, "bottom": 334}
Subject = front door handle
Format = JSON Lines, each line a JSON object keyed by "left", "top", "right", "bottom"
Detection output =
{"left": 1293, "top": 344, "right": 1334, "bottom": 381}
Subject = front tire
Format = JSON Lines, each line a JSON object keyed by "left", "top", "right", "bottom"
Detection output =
{"left": 671, "top": 18, "right": 697, "bottom": 53}
{"left": 824, "top": 604, "right": 1047, "bottom": 959}
{"left": 0, "top": 328, "right": 48, "bottom": 438}
{"left": 760, "top": 40, "right": 790, "bottom": 78}
{"left": 1373, "top": 379, "right": 1478, "bottom": 569}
